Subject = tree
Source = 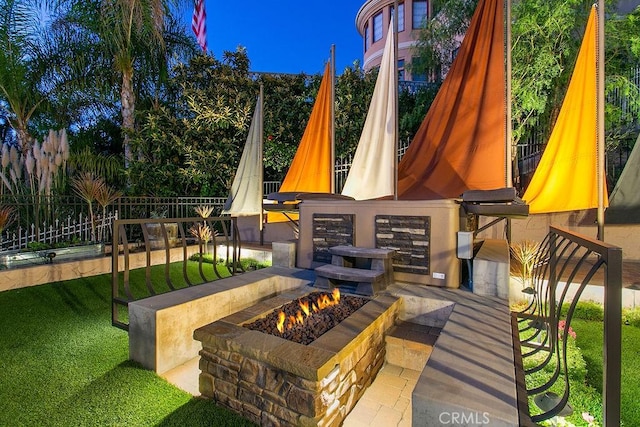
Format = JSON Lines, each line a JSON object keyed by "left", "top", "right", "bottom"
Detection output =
{"left": 99, "top": 0, "right": 168, "bottom": 166}
{"left": 0, "top": 0, "right": 52, "bottom": 153}
{"left": 128, "top": 51, "right": 258, "bottom": 196}
{"left": 604, "top": 6, "right": 640, "bottom": 151}
{"left": 510, "top": 0, "right": 592, "bottom": 143}
{"left": 259, "top": 71, "right": 318, "bottom": 181}
{"left": 411, "top": 0, "right": 478, "bottom": 80}
{"left": 334, "top": 63, "right": 377, "bottom": 157}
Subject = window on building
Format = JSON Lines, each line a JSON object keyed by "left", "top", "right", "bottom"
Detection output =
{"left": 373, "top": 11, "right": 383, "bottom": 42}
{"left": 398, "top": 59, "right": 405, "bottom": 81}
{"left": 413, "top": 0, "right": 428, "bottom": 29}
{"left": 391, "top": 3, "right": 405, "bottom": 32}
{"left": 365, "top": 23, "right": 370, "bottom": 52}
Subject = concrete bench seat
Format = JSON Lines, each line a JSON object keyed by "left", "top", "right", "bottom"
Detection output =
{"left": 386, "top": 283, "right": 521, "bottom": 426}
{"left": 328, "top": 245, "right": 396, "bottom": 288}
{"left": 314, "top": 264, "right": 385, "bottom": 296}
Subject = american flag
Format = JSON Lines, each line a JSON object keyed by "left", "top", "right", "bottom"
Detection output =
{"left": 192, "top": 0, "right": 207, "bottom": 52}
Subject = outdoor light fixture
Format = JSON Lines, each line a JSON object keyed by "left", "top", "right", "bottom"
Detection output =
{"left": 46, "top": 252, "right": 56, "bottom": 263}
{"left": 533, "top": 391, "right": 573, "bottom": 417}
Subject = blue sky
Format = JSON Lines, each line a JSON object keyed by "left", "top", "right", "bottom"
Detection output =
{"left": 189, "top": 0, "right": 366, "bottom": 75}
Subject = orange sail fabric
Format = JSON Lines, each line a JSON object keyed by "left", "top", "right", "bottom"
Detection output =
{"left": 523, "top": 6, "right": 608, "bottom": 214}
{"left": 268, "top": 62, "right": 332, "bottom": 222}
{"left": 397, "top": 0, "right": 506, "bottom": 200}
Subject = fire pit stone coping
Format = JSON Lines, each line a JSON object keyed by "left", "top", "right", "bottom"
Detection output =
{"left": 194, "top": 288, "right": 401, "bottom": 426}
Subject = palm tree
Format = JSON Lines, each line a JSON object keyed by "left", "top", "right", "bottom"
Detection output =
{"left": 2, "top": 0, "right": 196, "bottom": 172}
{"left": 0, "top": 0, "right": 50, "bottom": 153}
{"left": 97, "top": 0, "right": 195, "bottom": 166}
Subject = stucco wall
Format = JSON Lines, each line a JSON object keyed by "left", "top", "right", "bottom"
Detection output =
{"left": 475, "top": 209, "right": 640, "bottom": 260}
{"left": 297, "top": 199, "right": 461, "bottom": 288}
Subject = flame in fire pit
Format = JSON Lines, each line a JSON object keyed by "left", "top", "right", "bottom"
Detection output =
{"left": 276, "top": 288, "right": 341, "bottom": 333}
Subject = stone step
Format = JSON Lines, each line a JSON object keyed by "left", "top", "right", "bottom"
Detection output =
{"left": 315, "top": 264, "right": 384, "bottom": 282}
{"left": 385, "top": 321, "right": 441, "bottom": 371}
{"left": 314, "top": 264, "right": 386, "bottom": 296}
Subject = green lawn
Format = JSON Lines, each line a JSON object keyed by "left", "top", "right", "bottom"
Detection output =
{"left": 572, "top": 319, "right": 640, "bottom": 426}
{"left": 0, "top": 263, "right": 255, "bottom": 427}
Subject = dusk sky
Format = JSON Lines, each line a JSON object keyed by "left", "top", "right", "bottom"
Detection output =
{"left": 187, "top": 0, "right": 366, "bottom": 75}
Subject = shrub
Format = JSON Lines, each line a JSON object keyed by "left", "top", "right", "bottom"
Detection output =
{"left": 510, "top": 240, "right": 540, "bottom": 288}
{"left": 622, "top": 306, "right": 640, "bottom": 327}
{"left": 559, "top": 301, "right": 605, "bottom": 322}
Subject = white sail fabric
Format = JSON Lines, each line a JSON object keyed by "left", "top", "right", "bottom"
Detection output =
{"left": 341, "top": 24, "right": 396, "bottom": 200}
{"left": 222, "top": 95, "right": 263, "bottom": 215}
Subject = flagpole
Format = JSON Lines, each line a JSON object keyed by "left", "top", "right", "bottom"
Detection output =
{"left": 393, "top": 0, "right": 399, "bottom": 200}
{"left": 596, "top": 0, "right": 605, "bottom": 240}
{"left": 330, "top": 45, "right": 336, "bottom": 194}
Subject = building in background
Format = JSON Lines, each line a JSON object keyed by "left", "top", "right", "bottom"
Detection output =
{"left": 356, "top": 0, "right": 432, "bottom": 81}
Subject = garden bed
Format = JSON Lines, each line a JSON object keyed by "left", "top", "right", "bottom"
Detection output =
{"left": 0, "top": 243, "right": 105, "bottom": 269}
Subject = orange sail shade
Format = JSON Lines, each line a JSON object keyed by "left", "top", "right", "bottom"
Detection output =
{"left": 397, "top": 0, "right": 506, "bottom": 200}
{"left": 268, "top": 62, "right": 333, "bottom": 222}
{"left": 523, "top": 6, "right": 608, "bottom": 213}
{"left": 278, "top": 62, "right": 332, "bottom": 194}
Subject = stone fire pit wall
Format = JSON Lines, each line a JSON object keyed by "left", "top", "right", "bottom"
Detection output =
{"left": 194, "top": 288, "right": 401, "bottom": 427}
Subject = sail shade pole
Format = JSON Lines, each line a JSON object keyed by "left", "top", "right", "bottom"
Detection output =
{"left": 393, "top": 0, "right": 399, "bottom": 199}
{"left": 331, "top": 45, "right": 336, "bottom": 194}
{"left": 597, "top": 0, "right": 605, "bottom": 240}
{"left": 506, "top": 0, "right": 513, "bottom": 188}
{"left": 259, "top": 84, "right": 264, "bottom": 237}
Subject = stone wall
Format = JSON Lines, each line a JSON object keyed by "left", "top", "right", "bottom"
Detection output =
{"left": 195, "top": 291, "right": 400, "bottom": 427}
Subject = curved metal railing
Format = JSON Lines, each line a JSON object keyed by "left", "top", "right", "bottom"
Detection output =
{"left": 514, "top": 226, "right": 621, "bottom": 426}
{"left": 111, "top": 216, "right": 244, "bottom": 330}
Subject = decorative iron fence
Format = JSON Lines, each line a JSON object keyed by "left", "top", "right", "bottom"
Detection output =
{"left": 114, "top": 196, "right": 228, "bottom": 220}
{"left": 334, "top": 138, "right": 410, "bottom": 193}
{"left": 2, "top": 211, "right": 118, "bottom": 251}
{"left": 514, "top": 226, "right": 621, "bottom": 425}
{"left": 111, "top": 216, "right": 244, "bottom": 331}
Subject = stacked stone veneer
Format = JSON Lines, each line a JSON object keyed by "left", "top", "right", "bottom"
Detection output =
{"left": 194, "top": 288, "right": 401, "bottom": 427}
{"left": 375, "top": 215, "right": 431, "bottom": 275}
{"left": 312, "top": 214, "right": 354, "bottom": 263}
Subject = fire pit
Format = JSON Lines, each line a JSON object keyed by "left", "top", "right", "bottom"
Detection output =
{"left": 243, "top": 289, "right": 369, "bottom": 345}
{"left": 194, "top": 286, "right": 401, "bottom": 426}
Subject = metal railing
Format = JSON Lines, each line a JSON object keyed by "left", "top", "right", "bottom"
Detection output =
{"left": 114, "top": 196, "right": 227, "bottom": 219}
{"left": 111, "top": 216, "right": 244, "bottom": 331}
{"left": 514, "top": 226, "right": 621, "bottom": 426}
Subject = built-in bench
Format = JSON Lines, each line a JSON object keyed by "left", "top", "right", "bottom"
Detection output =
{"left": 314, "top": 245, "right": 396, "bottom": 295}
{"left": 127, "top": 267, "right": 315, "bottom": 374}
{"left": 314, "top": 264, "right": 386, "bottom": 295}
{"left": 386, "top": 283, "right": 521, "bottom": 426}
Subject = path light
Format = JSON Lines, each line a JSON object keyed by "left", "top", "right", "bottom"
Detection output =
{"left": 533, "top": 391, "right": 573, "bottom": 417}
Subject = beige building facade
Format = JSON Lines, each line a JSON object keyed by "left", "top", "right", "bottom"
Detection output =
{"left": 355, "top": 0, "right": 432, "bottom": 81}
